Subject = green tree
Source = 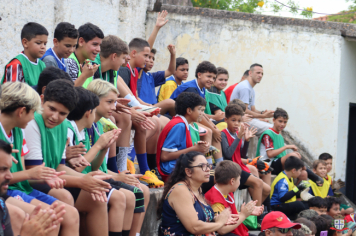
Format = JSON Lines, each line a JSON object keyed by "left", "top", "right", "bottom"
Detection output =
{"left": 190, "top": 0, "right": 313, "bottom": 18}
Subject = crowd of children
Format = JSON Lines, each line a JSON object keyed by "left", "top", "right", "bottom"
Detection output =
{"left": 0, "top": 10, "right": 353, "bottom": 236}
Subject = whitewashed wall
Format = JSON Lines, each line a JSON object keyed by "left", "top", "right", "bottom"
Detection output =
{"left": 146, "top": 12, "right": 346, "bottom": 175}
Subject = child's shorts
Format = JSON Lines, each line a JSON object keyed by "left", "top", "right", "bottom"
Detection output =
{"left": 271, "top": 158, "right": 283, "bottom": 175}
{"left": 238, "top": 170, "right": 251, "bottom": 190}
{"left": 7, "top": 189, "right": 57, "bottom": 205}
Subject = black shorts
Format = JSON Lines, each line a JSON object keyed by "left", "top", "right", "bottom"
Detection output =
{"left": 271, "top": 158, "right": 283, "bottom": 175}
{"left": 105, "top": 179, "right": 145, "bottom": 213}
{"left": 238, "top": 170, "right": 251, "bottom": 190}
{"left": 31, "top": 183, "right": 52, "bottom": 194}
{"left": 64, "top": 187, "right": 82, "bottom": 203}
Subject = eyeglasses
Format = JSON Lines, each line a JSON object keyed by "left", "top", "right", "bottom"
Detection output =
{"left": 189, "top": 163, "right": 213, "bottom": 171}
{"left": 273, "top": 228, "right": 293, "bottom": 234}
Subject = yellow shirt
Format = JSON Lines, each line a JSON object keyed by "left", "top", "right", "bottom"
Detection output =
{"left": 158, "top": 79, "right": 178, "bottom": 102}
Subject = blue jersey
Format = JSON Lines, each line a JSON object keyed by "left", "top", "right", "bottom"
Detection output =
{"left": 170, "top": 79, "right": 205, "bottom": 100}
{"left": 271, "top": 171, "right": 290, "bottom": 206}
{"left": 137, "top": 69, "right": 165, "bottom": 104}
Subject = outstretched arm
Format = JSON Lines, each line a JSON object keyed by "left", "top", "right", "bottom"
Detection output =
{"left": 147, "top": 10, "right": 169, "bottom": 49}
{"left": 165, "top": 45, "right": 176, "bottom": 77}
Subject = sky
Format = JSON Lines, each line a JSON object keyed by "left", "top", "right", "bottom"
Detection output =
{"left": 260, "top": 0, "right": 353, "bottom": 19}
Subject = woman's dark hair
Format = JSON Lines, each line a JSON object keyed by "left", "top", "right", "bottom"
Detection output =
{"left": 157, "top": 151, "right": 203, "bottom": 219}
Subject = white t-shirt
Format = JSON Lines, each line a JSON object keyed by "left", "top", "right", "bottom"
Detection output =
{"left": 24, "top": 119, "right": 66, "bottom": 166}
{"left": 230, "top": 80, "right": 255, "bottom": 110}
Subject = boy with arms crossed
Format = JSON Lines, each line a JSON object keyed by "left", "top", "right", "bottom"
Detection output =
{"left": 2, "top": 22, "right": 47, "bottom": 86}
{"left": 24, "top": 80, "right": 114, "bottom": 236}
{"left": 41, "top": 22, "right": 78, "bottom": 72}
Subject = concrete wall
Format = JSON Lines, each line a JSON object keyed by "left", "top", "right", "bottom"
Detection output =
{"left": 336, "top": 39, "right": 356, "bottom": 180}
{"left": 0, "top": 0, "right": 153, "bottom": 73}
{"left": 146, "top": 7, "right": 347, "bottom": 171}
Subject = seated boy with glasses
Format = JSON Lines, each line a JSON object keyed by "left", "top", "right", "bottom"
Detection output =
{"left": 156, "top": 92, "right": 210, "bottom": 182}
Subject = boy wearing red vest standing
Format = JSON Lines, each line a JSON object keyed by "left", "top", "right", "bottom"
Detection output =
{"left": 156, "top": 92, "right": 209, "bottom": 182}
{"left": 205, "top": 161, "right": 263, "bottom": 236}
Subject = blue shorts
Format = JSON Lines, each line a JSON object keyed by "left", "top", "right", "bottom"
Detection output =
{"left": 7, "top": 189, "right": 57, "bottom": 205}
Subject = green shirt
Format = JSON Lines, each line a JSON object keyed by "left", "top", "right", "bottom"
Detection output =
{"left": 189, "top": 122, "right": 200, "bottom": 145}
{"left": 205, "top": 89, "right": 227, "bottom": 115}
{"left": 0, "top": 125, "right": 33, "bottom": 194}
{"left": 256, "top": 129, "right": 286, "bottom": 159}
{"left": 2, "top": 54, "right": 46, "bottom": 86}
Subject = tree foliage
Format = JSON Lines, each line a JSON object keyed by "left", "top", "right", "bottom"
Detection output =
{"left": 191, "top": 0, "right": 313, "bottom": 18}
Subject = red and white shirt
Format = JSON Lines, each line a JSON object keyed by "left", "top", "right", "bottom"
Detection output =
{"left": 0, "top": 122, "right": 29, "bottom": 156}
{"left": 259, "top": 128, "right": 279, "bottom": 162}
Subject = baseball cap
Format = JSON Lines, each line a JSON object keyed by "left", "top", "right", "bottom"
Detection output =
{"left": 261, "top": 211, "right": 301, "bottom": 231}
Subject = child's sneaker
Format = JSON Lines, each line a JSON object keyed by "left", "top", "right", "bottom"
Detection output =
{"left": 136, "top": 105, "right": 161, "bottom": 116}
{"left": 127, "top": 158, "right": 136, "bottom": 174}
{"left": 139, "top": 170, "right": 164, "bottom": 188}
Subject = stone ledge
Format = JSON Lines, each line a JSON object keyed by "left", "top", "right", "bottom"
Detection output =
{"left": 151, "top": 4, "right": 356, "bottom": 38}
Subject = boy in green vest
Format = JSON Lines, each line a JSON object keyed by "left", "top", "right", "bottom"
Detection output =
{"left": 205, "top": 67, "right": 228, "bottom": 123}
{"left": 86, "top": 80, "right": 151, "bottom": 235}
{"left": 270, "top": 156, "right": 309, "bottom": 218}
{"left": 24, "top": 79, "right": 114, "bottom": 236}
{"left": 0, "top": 82, "right": 80, "bottom": 236}
{"left": 256, "top": 108, "right": 323, "bottom": 185}
{"left": 67, "top": 86, "right": 142, "bottom": 236}
{"left": 2, "top": 22, "right": 48, "bottom": 86}
{"left": 67, "top": 22, "right": 101, "bottom": 87}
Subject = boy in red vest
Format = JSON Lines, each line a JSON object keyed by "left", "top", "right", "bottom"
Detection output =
{"left": 205, "top": 161, "right": 263, "bottom": 236}
{"left": 2, "top": 22, "right": 48, "bottom": 86}
{"left": 156, "top": 92, "right": 210, "bottom": 181}
{"left": 221, "top": 104, "right": 271, "bottom": 207}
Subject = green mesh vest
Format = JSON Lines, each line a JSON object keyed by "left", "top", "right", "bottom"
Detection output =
{"left": 189, "top": 122, "right": 200, "bottom": 145}
{"left": 67, "top": 121, "right": 92, "bottom": 174}
{"left": 93, "top": 54, "right": 118, "bottom": 88}
{"left": 204, "top": 90, "right": 227, "bottom": 115}
{"left": 34, "top": 112, "right": 68, "bottom": 169}
{"left": 68, "top": 53, "right": 93, "bottom": 88}
{"left": 0, "top": 126, "right": 33, "bottom": 194}
{"left": 1, "top": 54, "right": 46, "bottom": 86}
{"left": 256, "top": 129, "right": 286, "bottom": 159}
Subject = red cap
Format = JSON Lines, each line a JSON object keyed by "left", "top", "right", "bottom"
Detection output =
{"left": 261, "top": 211, "right": 301, "bottom": 231}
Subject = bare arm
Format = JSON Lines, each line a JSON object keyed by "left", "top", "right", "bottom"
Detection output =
{"left": 89, "top": 149, "right": 108, "bottom": 172}
{"left": 217, "top": 213, "right": 248, "bottom": 235}
{"left": 164, "top": 45, "right": 176, "bottom": 77}
{"left": 147, "top": 11, "right": 168, "bottom": 49}
{"left": 161, "top": 147, "right": 197, "bottom": 162}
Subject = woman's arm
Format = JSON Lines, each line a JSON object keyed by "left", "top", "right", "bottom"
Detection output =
{"left": 168, "top": 184, "right": 226, "bottom": 234}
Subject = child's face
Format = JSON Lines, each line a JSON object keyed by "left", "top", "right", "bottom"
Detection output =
{"left": 42, "top": 101, "right": 70, "bottom": 129}
{"left": 85, "top": 108, "right": 96, "bottom": 129}
{"left": 132, "top": 47, "right": 150, "bottom": 68}
{"left": 324, "top": 159, "right": 332, "bottom": 173}
{"left": 328, "top": 203, "right": 341, "bottom": 217}
{"left": 225, "top": 115, "right": 242, "bottom": 133}
{"left": 214, "top": 74, "right": 229, "bottom": 91}
{"left": 231, "top": 176, "right": 241, "bottom": 192}
{"left": 198, "top": 72, "right": 215, "bottom": 89}
{"left": 310, "top": 206, "right": 327, "bottom": 215}
{"left": 189, "top": 105, "right": 205, "bottom": 123}
{"left": 53, "top": 37, "right": 78, "bottom": 58}
{"left": 273, "top": 117, "right": 288, "bottom": 132}
{"left": 112, "top": 53, "right": 127, "bottom": 71}
{"left": 17, "top": 108, "right": 35, "bottom": 129}
{"left": 23, "top": 35, "right": 48, "bottom": 59}
{"left": 174, "top": 64, "right": 189, "bottom": 81}
{"left": 291, "top": 168, "right": 303, "bottom": 179}
{"left": 314, "top": 164, "right": 327, "bottom": 178}
{"left": 96, "top": 92, "right": 117, "bottom": 119}
{"left": 145, "top": 52, "right": 155, "bottom": 72}
{"left": 79, "top": 36, "right": 102, "bottom": 61}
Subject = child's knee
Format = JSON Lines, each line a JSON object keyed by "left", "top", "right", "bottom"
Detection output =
{"left": 248, "top": 165, "right": 259, "bottom": 176}
{"left": 53, "top": 190, "right": 74, "bottom": 206}
{"left": 263, "top": 182, "right": 271, "bottom": 193}
{"left": 62, "top": 204, "right": 79, "bottom": 224}
{"left": 299, "top": 170, "right": 308, "bottom": 180}
{"left": 7, "top": 203, "right": 25, "bottom": 223}
{"left": 110, "top": 190, "right": 126, "bottom": 209}
{"left": 141, "top": 184, "right": 150, "bottom": 201}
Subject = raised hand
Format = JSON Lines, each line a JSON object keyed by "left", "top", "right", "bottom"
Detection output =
{"left": 167, "top": 44, "right": 176, "bottom": 55}
{"left": 156, "top": 10, "right": 169, "bottom": 28}
{"left": 237, "top": 123, "right": 246, "bottom": 139}
{"left": 244, "top": 126, "right": 257, "bottom": 142}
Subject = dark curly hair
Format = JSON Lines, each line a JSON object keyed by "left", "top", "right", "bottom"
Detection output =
{"left": 44, "top": 79, "right": 78, "bottom": 112}
{"left": 274, "top": 108, "right": 288, "bottom": 119}
{"left": 157, "top": 151, "right": 204, "bottom": 219}
{"left": 195, "top": 61, "right": 217, "bottom": 78}
{"left": 225, "top": 104, "right": 244, "bottom": 118}
{"left": 175, "top": 92, "right": 206, "bottom": 116}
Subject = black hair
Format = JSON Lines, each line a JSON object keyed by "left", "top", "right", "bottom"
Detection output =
{"left": 326, "top": 197, "right": 341, "bottom": 211}
{"left": 215, "top": 161, "right": 241, "bottom": 184}
{"left": 243, "top": 70, "right": 250, "bottom": 77}
{"left": 0, "top": 140, "right": 12, "bottom": 155}
{"left": 21, "top": 22, "right": 48, "bottom": 41}
{"left": 77, "top": 23, "right": 104, "bottom": 48}
{"left": 319, "top": 215, "right": 336, "bottom": 236}
{"left": 274, "top": 108, "right": 288, "bottom": 119}
{"left": 308, "top": 196, "right": 327, "bottom": 208}
{"left": 157, "top": 151, "right": 204, "bottom": 219}
{"left": 54, "top": 22, "right": 79, "bottom": 42}
{"left": 43, "top": 79, "right": 78, "bottom": 112}
{"left": 250, "top": 63, "right": 263, "bottom": 71}
{"left": 128, "top": 38, "right": 150, "bottom": 52}
{"left": 195, "top": 61, "right": 217, "bottom": 78}
{"left": 37, "top": 67, "right": 73, "bottom": 95}
{"left": 284, "top": 156, "right": 304, "bottom": 171}
{"left": 225, "top": 104, "right": 244, "bottom": 119}
{"left": 216, "top": 67, "right": 229, "bottom": 78}
{"left": 176, "top": 57, "right": 189, "bottom": 70}
{"left": 175, "top": 92, "right": 206, "bottom": 116}
{"left": 319, "top": 153, "right": 333, "bottom": 161}
{"left": 151, "top": 48, "right": 157, "bottom": 54}
{"left": 67, "top": 87, "right": 100, "bottom": 121}
{"left": 310, "top": 216, "right": 329, "bottom": 236}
